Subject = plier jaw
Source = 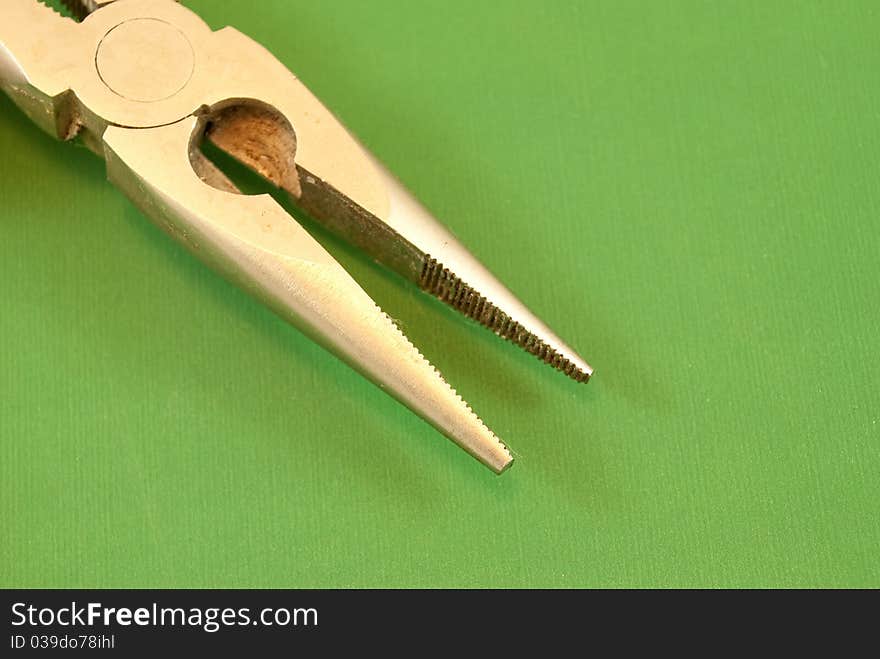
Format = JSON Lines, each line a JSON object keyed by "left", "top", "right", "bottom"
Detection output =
{"left": 1, "top": 0, "right": 592, "bottom": 473}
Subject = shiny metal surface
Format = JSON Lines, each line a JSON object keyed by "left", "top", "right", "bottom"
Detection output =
{"left": 1, "top": 0, "right": 592, "bottom": 472}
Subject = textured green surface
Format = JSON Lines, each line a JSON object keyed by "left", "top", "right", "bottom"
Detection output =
{"left": 2, "top": 0, "right": 878, "bottom": 588}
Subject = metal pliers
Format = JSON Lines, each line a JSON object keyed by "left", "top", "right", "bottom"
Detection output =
{"left": 0, "top": 0, "right": 592, "bottom": 473}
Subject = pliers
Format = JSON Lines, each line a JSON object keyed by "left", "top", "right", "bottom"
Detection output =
{"left": 0, "top": 0, "right": 592, "bottom": 473}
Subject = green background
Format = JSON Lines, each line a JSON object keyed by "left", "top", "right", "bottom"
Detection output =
{"left": 2, "top": 0, "right": 878, "bottom": 588}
